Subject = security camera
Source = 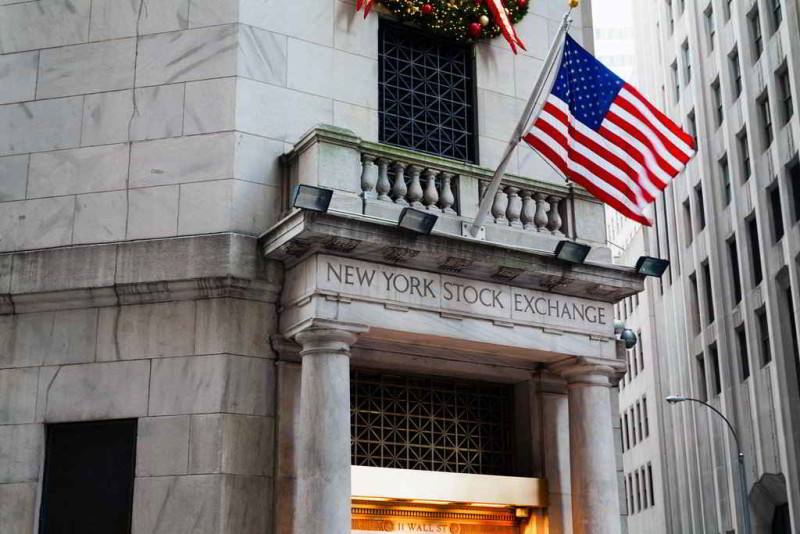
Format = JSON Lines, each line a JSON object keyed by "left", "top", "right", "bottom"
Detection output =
{"left": 620, "top": 328, "right": 638, "bottom": 349}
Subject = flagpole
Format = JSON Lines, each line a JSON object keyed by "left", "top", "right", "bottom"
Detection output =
{"left": 467, "top": 8, "right": 574, "bottom": 239}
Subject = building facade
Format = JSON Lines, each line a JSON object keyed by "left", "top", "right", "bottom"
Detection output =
{"left": 619, "top": 0, "right": 800, "bottom": 532}
{"left": 0, "top": 1, "right": 644, "bottom": 533}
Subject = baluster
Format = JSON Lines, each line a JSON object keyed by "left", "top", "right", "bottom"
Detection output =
{"left": 547, "top": 195, "right": 563, "bottom": 235}
{"left": 505, "top": 186, "right": 522, "bottom": 228}
{"left": 376, "top": 158, "right": 391, "bottom": 201}
{"left": 360, "top": 154, "right": 378, "bottom": 199}
{"left": 423, "top": 169, "right": 439, "bottom": 210}
{"left": 491, "top": 189, "right": 508, "bottom": 224}
{"left": 479, "top": 180, "right": 488, "bottom": 202}
{"left": 439, "top": 172, "right": 456, "bottom": 215}
{"left": 520, "top": 190, "right": 535, "bottom": 230}
{"left": 407, "top": 165, "right": 424, "bottom": 207}
{"left": 391, "top": 162, "right": 408, "bottom": 205}
{"left": 533, "top": 193, "right": 549, "bottom": 231}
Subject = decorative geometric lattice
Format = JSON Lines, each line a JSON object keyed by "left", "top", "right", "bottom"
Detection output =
{"left": 379, "top": 20, "right": 477, "bottom": 163}
{"left": 351, "top": 370, "right": 515, "bottom": 475}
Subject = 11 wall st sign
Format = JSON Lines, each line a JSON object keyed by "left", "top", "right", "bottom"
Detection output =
{"left": 306, "top": 255, "right": 613, "bottom": 337}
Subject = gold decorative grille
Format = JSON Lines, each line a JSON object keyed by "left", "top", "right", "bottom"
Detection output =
{"left": 350, "top": 371, "right": 515, "bottom": 475}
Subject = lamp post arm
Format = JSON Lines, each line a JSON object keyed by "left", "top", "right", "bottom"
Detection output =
{"left": 680, "top": 397, "right": 742, "bottom": 457}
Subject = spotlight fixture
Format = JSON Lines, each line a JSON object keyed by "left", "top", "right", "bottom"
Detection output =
{"left": 554, "top": 240, "right": 591, "bottom": 264}
{"left": 634, "top": 256, "right": 670, "bottom": 278}
{"left": 665, "top": 395, "right": 688, "bottom": 404}
{"left": 398, "top": 208, "right": 438, "bottom": 234}
{"left": 291, "top": 184, "right": 333, "bottom": 213}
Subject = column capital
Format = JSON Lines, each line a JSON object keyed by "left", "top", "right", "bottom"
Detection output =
{"left": 285, "top": 318, "right": 369, "bottom": 357}
{"left": 549, "top": 356, "right": 627, "bottom": 387}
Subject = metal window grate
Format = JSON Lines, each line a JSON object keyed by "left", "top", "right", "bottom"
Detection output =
{"left": 351, "top": 370, "right": 514, "bottom": 475}
{"left": 379, "top": 20, "right": 477, "bottom": 163}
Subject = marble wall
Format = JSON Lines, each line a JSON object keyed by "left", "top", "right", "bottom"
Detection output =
{"left": 0, "top": 0, "right": 594, "bottom": 253}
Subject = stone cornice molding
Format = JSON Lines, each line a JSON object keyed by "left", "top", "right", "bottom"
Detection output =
{"left": 534, "top": 369, "right": 568, "bottom": 395}
{"left": 0, "top": 234, "right": 281, "bottom": 315}
{"left": 549, "top": 356, "right": 627, "bottom": 388}
{"left": 285, "top": 318, "right": 370, "bottom": 358}
{"left": 270, "top": 334, "right": 302, "bottom": 363}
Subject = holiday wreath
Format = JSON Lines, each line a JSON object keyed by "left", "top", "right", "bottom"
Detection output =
{"left": 356, "top": 0, "right": 529, "bottom": 52}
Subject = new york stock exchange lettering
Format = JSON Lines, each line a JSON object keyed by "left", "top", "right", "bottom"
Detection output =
{"left": 318, "top": 255, "right": 611, "bottom": 337}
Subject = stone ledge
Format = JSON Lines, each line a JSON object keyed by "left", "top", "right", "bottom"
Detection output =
{"left": 0, "top": 234, "right": 282, "bottom": 315}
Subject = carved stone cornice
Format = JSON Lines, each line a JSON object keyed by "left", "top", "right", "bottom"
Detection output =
{"left": 284, "top": 318, "right": 370, "bottom": 358}
{"left": 549, "top": 356, "right": 627, "bottom": 387}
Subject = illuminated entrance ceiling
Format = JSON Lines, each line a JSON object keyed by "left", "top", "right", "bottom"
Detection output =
{"left": 352, "top": 500, "right": 521, "bottom": 533}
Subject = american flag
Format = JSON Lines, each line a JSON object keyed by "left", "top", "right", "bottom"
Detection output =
{"left": 523, "top": 35, "right": 696, "bottom": 226}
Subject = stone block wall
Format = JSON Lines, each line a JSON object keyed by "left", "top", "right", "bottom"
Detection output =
{"left": 0, "top": 235, "right": 281, "bottom": 534}
{"left": 0, "top": 0, "right": 595, "bottom": 254}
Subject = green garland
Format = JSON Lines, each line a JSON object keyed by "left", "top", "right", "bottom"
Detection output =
{"left": 377, "top": 0, "right": 529, "bottom": 42}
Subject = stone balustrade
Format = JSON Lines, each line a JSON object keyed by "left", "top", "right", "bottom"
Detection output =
{"left": 479, "top": 180, "right": 568, "bottom": 236}
{"left": 359, "top": 154, "right": 459, "bottom": 215}
{"left": 281, "top": 125, "right": 610, "bottom": 248}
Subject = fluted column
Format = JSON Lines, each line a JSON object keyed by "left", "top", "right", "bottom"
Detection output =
{"left": 551, "top": 357, "right": 626, "bottom": 534}
{"left": 291, "top": 321, "right": 369, "bottom": 534}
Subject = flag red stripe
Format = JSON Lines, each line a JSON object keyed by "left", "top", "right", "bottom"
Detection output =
{"left": 606, "top": 111, "right": 679, "bottom": 176}
{"left": 568, "top": 148, "right": 640, "bottom": 205}
{"left": 566, "top": 170, "right": 652, "bottom": 226}
{"left": 614, "top": 95, "right": 691, "bottom": 165}
{"left": 523, "top": 132, "right": 568, "bottom": 173}
{"left": 623, "top": 84, "right": 696, "bottom": 150}
{"left": 597, "top": 124, "right": 669, "bottom": 189}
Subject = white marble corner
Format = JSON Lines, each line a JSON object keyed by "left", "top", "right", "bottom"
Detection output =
{"left": 0, "top": 424, "right": 43, "bottom": 483}
{"left": 0, "top": 154, "right": 29, "bottom": 202}
{"left": 0, "top": 51, "right": 38, "bottom": 105}
{"left": 136, "top": 416, "right": 191, "bottom": 477}
{"left": 126, "top": 185, "right": 180, "bottom": 240}
{"left": 0, "top": 483, "right": 37, "bottom": 534}
{"left": 0, "top": 368, "right": 39, "bottom": 425}
{"left": 28, "top": 143, "right": 129, "bottom": 198}
{"left": 238, "top": 26, "right": 287, "bottom": 86}
{"left": 37, "top": 38, "right": 136, "bottom": 100}
{"left": 195, "top": 298, "right": 275, "bottom": 359}
{"left": 183, "top": 78, "right": 237, "bottom": 136}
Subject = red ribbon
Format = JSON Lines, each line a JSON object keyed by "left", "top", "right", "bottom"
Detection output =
{"left": 356, "top": 0, "right": 375, "bottom": 17}
{"left": 486, "top": 0, "right": 526, "bottom": 53}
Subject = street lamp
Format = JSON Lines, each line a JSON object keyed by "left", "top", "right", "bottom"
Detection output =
{"left": 665, "top": 395, "right": 752, "bottom": 534}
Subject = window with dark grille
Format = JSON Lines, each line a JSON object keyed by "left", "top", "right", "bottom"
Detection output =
{"left": 748, "top": 217, "right": 763, "bottom": 285}
{"left": 729, "top": 238, "right": 742, "bottom": 304}
{"left": 39, "top": 420, "right": 137, "bottom": 534}
{"left": 697, "top": 353, "right": 709, "bottom": 401}
{"left": 737, "top": 326, "right": 750, "bottom": 380}
{"left": 378, "top": 20, "right": 477, "bottom": 163}
{"left": 791, "top": 163, "right": 800, "bottom": 222}
{"left": 702, "top": 261, "right": 714, "bottom": 324}
{"left": 350, "top": 370, "right": 514, "bottom": 475}
{"left": 758, "top": 307, "right": 771, "bottom": 365}
{"left": 770, "top": 186, "right": 784, "bottom": 241}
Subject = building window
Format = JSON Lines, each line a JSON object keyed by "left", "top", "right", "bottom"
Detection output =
{"left": 682, "top": 41, "right": 691, "bottom": 84}
{"left": 790, "top": 163, "right": 800, "bottom": 222}
{"left": 729, "top": 238, "right": 743, "bottom": 304}
{"left": 683, "top": 198, "right": 693, "bottom": 245}
{"left": 720, "top": 156, "right": 731, "bottom": 206}
{"left": 667, "top": 0, "right": 674, "bottom": 34}
{"left": 351, "top": 370, "right": 515, "bottom": 474}
{"left": 703, "top": 261, "right": 715, "bottom": 324}
{"left": 687, "top": 110, "right": 697, "bottom": 139}
{"left": 730, "top": 49, "right": 742, "bottom": 99}
{"left": 738, "top": 130, "right": 751, "bottom": 180}
{"left": 725, "top": 0, "right": 733, "bottom": 20}
{"left": 697, "top": 353, "right": 709, "bottom": 401}
{"left": 712, "top": 78, "right": 723, "bottom": 127}
{"left": 750, "top": 9, "right": 763, "bottom": 61}
{"left": 695, "top": 185, "right": 706, "bottom": 230}
{"left": 636, "top": 470, "right": 642, "bottom": 512}
{"left": 704, "top": 6, "right": 715, "bottom": 51}
{"left": 671, "top": 61, "right": 680, "bottom": 102}
{"left": 757, "top": 308, "right": 771, "bottom": 365}
{"left": 770, "top": 0, "right": 782, "bottom": 30}
{"left": 628, "top": 474, "right": 635, "bottom": 513}
{"left": 710, "top": 344, "right": 722, "bottom": 395}
{"left": 636, "top": 401, "right": 643, "bottom": 442}
{"left": 690, "top": 272, "right": 701, "bottom": 334}
{"left": 778, "top": 70, "right": 794, "bottom": 124}
{"left": 784, "top": 287, "right": 800, "bottom": 383}
{"left": 39, "top": 420, "right": 137, "bottom": 534}
{"left": 748, "top": 218, "right": 763, "bottom": 285}
{"left": 759, "top": 94, "right": 773, "bottom": 149}
{"left": 648, "top": 463, "right": 656, "bottom": 507}
{"left": 643, "top": 396, "right": 650, "bottom": 437}
{"left": 770, "top": 186, "right": 785, "bottom": 241}
{"left": 642, "top": 467, "right": 649, "bottom": 509}
{"left": 737, "top": 326, "right": 750, "bottom": 380}
{"left": 378, "top": 20, "right": 477, "bottom": 163}
{"left": 624, "top": 412, "right": 630, "bottom": 450}
{"left": 638, "top": 331, "right": 644, "bottom": 373}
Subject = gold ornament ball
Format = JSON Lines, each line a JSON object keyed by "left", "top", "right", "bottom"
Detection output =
{"left": 568, "top": 0, "right": 580, "bottom": 7}
{"left": 479, "top": 14, "right": 490, "bottom": 25}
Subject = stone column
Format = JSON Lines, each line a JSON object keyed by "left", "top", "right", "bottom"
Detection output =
{"left": 289, "top": 321, "right": 368, "bottom": 534}
{"left": 537, "top": 371, "right": 572, "bottom": 534}
{"left": 552, "top": 357, "right": 626, "bottom": 534}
